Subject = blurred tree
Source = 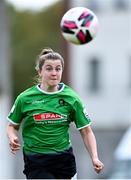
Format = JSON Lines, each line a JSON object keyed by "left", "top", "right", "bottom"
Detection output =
{"left": 7, "top": 1, "right": 64, "bottom": 99}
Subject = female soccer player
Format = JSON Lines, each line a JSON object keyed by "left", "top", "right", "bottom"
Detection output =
{"left": 7, "top": 48, "right": 104, "bottom": 179}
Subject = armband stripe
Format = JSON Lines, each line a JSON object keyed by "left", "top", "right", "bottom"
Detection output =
{"left": 7, "top": 117, "right": 20, "bottom": 125}
{"left": 77, "top": 122, "right": 92, "bottom": 130}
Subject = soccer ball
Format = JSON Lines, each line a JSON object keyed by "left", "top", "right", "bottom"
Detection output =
{"left": 60, "top": 7, "right": 99, "bottom": 45}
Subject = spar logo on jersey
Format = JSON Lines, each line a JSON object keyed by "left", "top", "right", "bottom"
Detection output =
{"left": 33, "top": 113, "right": 67, "bottom": 124}
{"left": 34, "top": 113, "right": 62, "bottom": 121}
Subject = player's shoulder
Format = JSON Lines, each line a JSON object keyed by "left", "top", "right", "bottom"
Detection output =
{"left": 64, "top": 84, "right": 75, "bottom": 93}
{"left": 64, "top": 84, "right": 80, "bottom": 99}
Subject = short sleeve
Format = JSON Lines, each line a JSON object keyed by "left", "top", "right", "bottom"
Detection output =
{"left": 72, "top": 99, "right": 92, "bottom": 130}
{"left": 7, "top": 95, "right": 23, "bottom": 125}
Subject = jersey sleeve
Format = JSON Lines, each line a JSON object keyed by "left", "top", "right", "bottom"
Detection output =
{"left": 72, "top": 98, "right": 92, "bottom": 130}
{"left": 7, "top": 95, "right": 23, "bottom": 125}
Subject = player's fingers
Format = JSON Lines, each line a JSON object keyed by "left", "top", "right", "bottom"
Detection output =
{"left": 94, "top": 164, "right": 104, "bottom": 173}
{"left": 14, "top": 137, "right": 19, "bottom": 143}
{"left": 9, "top": 142, "right": 20, "bottom": 148}
{"left": 9, "top": 138, "right": 21, "bottom": 147}
{"left": 10, "top": 146, "right": 20, "bottom": 154}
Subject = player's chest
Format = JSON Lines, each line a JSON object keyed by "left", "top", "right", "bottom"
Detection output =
{"left": 22, "top": 96, "right": 72, "bottom": 114}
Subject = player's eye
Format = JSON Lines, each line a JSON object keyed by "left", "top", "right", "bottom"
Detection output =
{"left": 56, "top": 67, "right": 62, "bottom": 71}
{"left": 46, "top": 67, "right": 53, "bottom": 71}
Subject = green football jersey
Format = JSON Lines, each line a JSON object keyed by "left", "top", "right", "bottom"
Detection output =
{"left": 7, "top": 83, "right": 91, "bottom": 154}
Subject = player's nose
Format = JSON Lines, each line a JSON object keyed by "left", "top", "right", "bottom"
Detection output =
{"left": 51, "top": 69, "right": 57, "bottom": 75}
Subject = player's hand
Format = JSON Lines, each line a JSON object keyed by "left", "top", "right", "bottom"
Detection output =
{"left": 92, "top": 158, "right": 104, "bottom": 173}
{"left": 9, "top": 136, "right": 21, "bottom": 154}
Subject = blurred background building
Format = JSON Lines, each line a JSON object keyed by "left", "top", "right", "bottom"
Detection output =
{"left": 0, "top": 0, "right": 14, "bottom": 178}
{"left": 68, "top": 0, "right": 131, "bottom": 178}
{"left": 0, "top": 0, "right": 131, "bottom": 179}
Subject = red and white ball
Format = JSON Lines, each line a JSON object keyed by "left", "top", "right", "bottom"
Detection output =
{"left": 60, "top": 7, "right": 99, "bottom": 45}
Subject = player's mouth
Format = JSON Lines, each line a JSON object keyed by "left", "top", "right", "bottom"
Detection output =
{"left": 50, "top": 78, "right": 57, "bottom": 80}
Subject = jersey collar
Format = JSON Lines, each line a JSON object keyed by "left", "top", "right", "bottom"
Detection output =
{"left": 36, "top": 83, "right": 65, "bottom": 94}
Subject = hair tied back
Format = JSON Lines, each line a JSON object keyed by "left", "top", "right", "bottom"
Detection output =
{"left": 40, "top": 48, "right": 54, "bottom": 56}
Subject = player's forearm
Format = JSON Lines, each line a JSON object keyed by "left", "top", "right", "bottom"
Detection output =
{"left": 7, "top": 122, "right": 19, "bottom": 139}
{"left": 7, "top": 122, "right": 21, "bottom": 154}
{"left": 80, "top": 126, "right": 99, "bottom": 161}
{"left": 84, "top": 131, "right": 98, "bottom": 160}
{"left": 80, "top": 126, "right": 104, "bottom": 173}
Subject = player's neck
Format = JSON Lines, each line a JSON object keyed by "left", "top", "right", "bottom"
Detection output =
{"left": 40, "top": 84, "right": 59, "bottom": 92}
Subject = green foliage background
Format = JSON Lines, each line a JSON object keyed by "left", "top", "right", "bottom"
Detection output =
{"left": 7, "top": 1, "right": 64, "bottom": 99}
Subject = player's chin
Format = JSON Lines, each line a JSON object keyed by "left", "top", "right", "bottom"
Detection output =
{"left": 50, "top": 80, "right": 60, "bottom": 86}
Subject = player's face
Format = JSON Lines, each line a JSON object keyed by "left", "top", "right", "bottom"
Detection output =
{"left": 39, "top": 59, "right": 63, "bottom": 88}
